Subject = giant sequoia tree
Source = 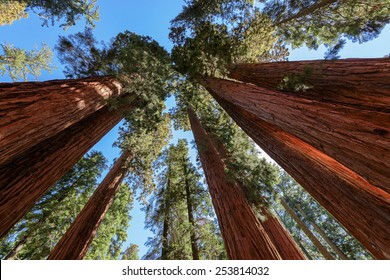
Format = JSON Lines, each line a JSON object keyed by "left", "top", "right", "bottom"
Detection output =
{"left": 0, "top": 151, "right": 107, "bottom": 259}
{"left": 0, "top": 29, "right": 173, "bottom": 239}
{"left": 169, "top": 0, "right": 390, "bottom": 259}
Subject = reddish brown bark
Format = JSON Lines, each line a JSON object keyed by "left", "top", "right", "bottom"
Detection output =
{"left": 48, "top": 151, "right": 132, "bottom": 260}
{"left": 188, "top": 108, "right": 282, "bottom": 260}
{"left": 228, "top": 58, "right": 390, "bottom": 112}
{"left": 200, "top": 76, "right": 390, "bottom": 195}
{"left": 0, "top": 76, "right": 122, "bottom": 166}
{"left": 208, "top": 132, "right": 305, "bottom": 259}
{"left": 213, "top": 96, "right": 390, "bottom": 259}
{"left": 259, "top": 207, "right": 306, "bottom": 260}
{"left": 0, "top": 104, "right": 127, "bottom": 238}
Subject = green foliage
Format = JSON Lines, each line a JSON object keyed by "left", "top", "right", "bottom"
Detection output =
{"left": 0, "top": 0, "right": 28, "bottom": 26}
{"left": 272, "top": 170, "right": 373, "bottom": 260}
{"left": 170, "top": 0, "right": 288, "bottom": 79}
{"left": 122, "top": 243, "right": 139, "bottom": 260}
{"left": 0, "top": 43, "right": 53, "bottom": 81}
{"left": 85, "top": 183, "right": 133, "bottom": 260}
{"left": 17, "top": 0, "right": 99, "bottom": 28}
{"left": 264, "top": 0, "right": 390, "bottom": 55}
{"left": 56, "top": 29, "right": 175, "bottom": 128}
{"left": 0, "top": 151, "right": 107, "bottom": 259}
{"left": 144, "top": 139, "right": 226, "bottom": 260}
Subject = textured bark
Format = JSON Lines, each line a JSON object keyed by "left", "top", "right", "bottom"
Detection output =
{"left": 295, "top": 204, "right": 349, "bottom": 260}
{"left": 47, "top": 151, "right": 132, "bottom": 260}
{"left": 208, "top": 132, "right": 304, "bottom": 259}
{"left": 259, "top": 207, "right": 306, "bottom": 260}
{"left": 184, "top": 162, "right": 200, "bottom": 260}
{"left": 0, "top": 76, "right": 122, "bottom": 166}
{"left": 212, "top": 96, "right": 390, "bottom": 259}
{"left": 188, "top": 108, "right": 282, "bottom": 260}
{"left": 280, "top": 198, "right": 334, "bottom": 260}
{"left": 228, "top": 58, "right": 390, "bottom": 112}
{"left": 161, "top": 156, "right": 172, "bottom": 260}
{"left": 200, "top": 76, "right": 390, "bottom": 195}
{"left": 0, "top": 104, "right": 127, "bottom": 238}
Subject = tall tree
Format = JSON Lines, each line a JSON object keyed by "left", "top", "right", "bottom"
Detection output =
{"left": 1, "top": 29, "right": 173, "bottom": 238}
{"left": 212, "top": 96, "right": 390, "bottom": 259}
{"left": 85, "top": 183, "right": 133, "bottom": 260}
{"left": 0, "top": 76, "right": 122, "bottom": 166}
{"left": 199, "top": 73, "right": 390, "bottom": 195}
{"left": 0, "top": 151, "right": 107, "bottom": 259}
{"left": 48, "top": 150, "right": 133, "bottom": 260}
{"left": 188, "top": 107, "right": 282, "bottom": 259}
{"left": 145, "top": 139, "right": 225, "bottom": 260}
{"left": 122, "top": 243, "right": 139, "bottom": 260}
{"left": 274, "top": 170, "right": 372, "bottom": 260}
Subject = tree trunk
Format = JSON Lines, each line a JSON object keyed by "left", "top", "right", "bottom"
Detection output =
{"left": 228, "top": 58, "right": 390, "bottom": 112}
{"left": 200, "top": 76, "right": 390, "bottom": 195}
{"left": 0, "top": 103, "right": 129, "bottom": 238}
{"left": 0, "top": 76, "right": 122, "bottom": 166}
{"left": 212, "top": 96, "right": 390, "bottom": 259}
{"left": 208, "top": 131, "right": 305, "bottom": 259}
{"left": 276, "top": 0, "right": 339, "bottom": 25}
{"left": 295, "top": 204, "right": 349, "bottom": 260}
{"left": 3, "top": 237, "right": 27, "bottom": 260}
{"left": 161, "top": 155, "right": 172, "bottom": 260}
{"left": 183, "top": 161, "right": 200, "bottom": 260}
{"left": 188, "top": 108, "right": 282, "bottom": 260}
{"left": 47, "top": 151, "right": 132, "bottom": 260}
{"left": 280, "top": 198, "right": 334, "bottom": 260}
{"left": 259, "top": 206, "right": 306, "bottom": 260}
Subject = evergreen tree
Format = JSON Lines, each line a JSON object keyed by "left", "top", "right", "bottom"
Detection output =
{"left": 0, "top": 151, "right": 107, "bottom": 259}
{"left": 0, "top": 0, "right": 28, "bottom": 25}
{"left": 3, "top": 0, "right": 99, "bottom": 28}
{"left": 122, "top": 243, "right": 139, "bottom": 260}
{"left": 273, "top": 170, "right": 373, "bottom": 260}
{"left": 85, "top": 183, "right": 133, "bottom": 260}
{"left": 0, "top": 43, "right": 53, "bottom": 80}
{"left": 145, "top": 140, "right": 226, "bottom": 260}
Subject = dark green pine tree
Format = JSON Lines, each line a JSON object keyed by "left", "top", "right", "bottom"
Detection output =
{"left": 273, "top": 170, "right": 374, "bottom": 260}
{"left": 0, "top": 151, "right": 107, "bottom": 260}
{"left": 144, "top": 140, "right": 226, "bottom": 260}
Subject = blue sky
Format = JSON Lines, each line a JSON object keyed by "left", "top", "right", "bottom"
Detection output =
{"left": 1, "top": 1, "right": 389, "bottom": 259}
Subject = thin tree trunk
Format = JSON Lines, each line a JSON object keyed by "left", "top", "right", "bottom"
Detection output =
{"left": 188, "top": 108, "right": 282, "bottom": 260}
{"left": 280, "top": 198, "right": 334, "bottom": 260}
{"left": 208, "top": 132, "right": 305, "bottom": 259}
{"left": 295, "top": 204, "right": 349, "bottom": 260}
{"left": 276, "top": 0, "right": 339, "bottom": 25}
{"left": 161, "top": 153, "right": 172, "bottom": 260}
{"left": 228, "top": 58, "right": 390, "bottom": 112}
{"left": 0, "top": 76, "right": 122, "bottom": 166}
{"left": 3, "top": 237, "right": 27, "bottom": 260}
{"left": 0, "top": 102, "right": 130, "bottom": 238}
{"left": 200, "top": 76, "right": 390, "bottom": 195}
{"left": 47, "top": 151, "right": 132, "bottom": 260}
{"left": 212, "top": 96, "right": 390, "bottom": 259}
{"left": 183, "top": 161, "right": 200, "bottom": 260}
